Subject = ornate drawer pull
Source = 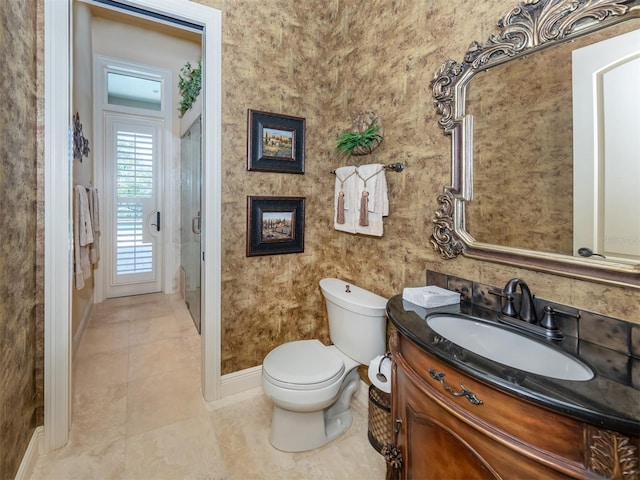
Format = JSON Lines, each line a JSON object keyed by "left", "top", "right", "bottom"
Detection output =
{"left": 428, "top": 369, "right": 483, "bottom": 405}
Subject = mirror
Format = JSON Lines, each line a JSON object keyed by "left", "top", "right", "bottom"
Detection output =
{"left": 430, "top": 0, "right": 640, "bottom": 288}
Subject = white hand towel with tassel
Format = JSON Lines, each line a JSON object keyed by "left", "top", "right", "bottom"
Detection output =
{"left": 355, "top": 164, "right": 388, "bottom": 237}
{"left": 334, "top": 166, "right": 358, "bottom": 233}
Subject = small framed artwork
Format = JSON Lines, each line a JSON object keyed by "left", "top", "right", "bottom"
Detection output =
{"left": 247, "top": 196, "right": 305, "bottom": 256}
{"left": 247, "top": 109, "right": 305, "bottom": 174}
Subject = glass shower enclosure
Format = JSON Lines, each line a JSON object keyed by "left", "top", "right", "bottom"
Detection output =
{"left": 180, "top": 116, "right": 201, "bottom": 332}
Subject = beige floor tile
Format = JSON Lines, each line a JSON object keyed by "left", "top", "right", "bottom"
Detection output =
{"left": 30, "top": 437, "right": 126, "bottom": 480}
{"left": 128, "top": 313, "right": 196, "bottom": 348}
{"left": 72, "top": 347, "right": 129, "bottom": 393}
{"left": 124, "top": 416, "right": 228, "bottom": 480}
{"left": 209, "top": 393, "right": 298, "bottom": 478}
{"left": 128, "top": 297, "right": 176, "bottom": 322}
{"left": 126, "top": 366, "right": 206, "bottom": 437}
{"left": 277, "top": 414, "right": 387, "bottom": 479}
{"left": 89, "top": 303, "right": 132, "bottom": 327}
{"left": 75, "top": 322, "right": 130, "bottom": 358}
{"left": 69, "top": 382, "right": 127, "bottom": 448}
{"left": 128, "top": 334, "right": 200, "bottom": 381}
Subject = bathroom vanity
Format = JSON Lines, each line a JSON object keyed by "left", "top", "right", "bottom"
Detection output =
{"left": 387, "top": 295, "right": 640, "bottom": 480}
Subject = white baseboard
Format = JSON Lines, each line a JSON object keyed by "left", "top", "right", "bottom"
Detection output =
{"left": 15, "top": 426, "right": 43, "bottom": 480}
{"left": 220, "top": 365, "right": 263, "bottom": 398}
{"left": 72, "top": 301, "right": 93, "bottom": 359}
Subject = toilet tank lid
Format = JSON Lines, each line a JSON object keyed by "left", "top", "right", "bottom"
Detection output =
{"left": 320, "top": 278, "right": 388, "bottom": 312}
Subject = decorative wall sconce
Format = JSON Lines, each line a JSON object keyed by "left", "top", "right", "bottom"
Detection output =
{"left": 73, "top": 112, "right": 90, "bottom": 162}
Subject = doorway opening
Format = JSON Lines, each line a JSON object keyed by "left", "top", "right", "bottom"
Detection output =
{"left": 44, "top": 0, "right": 222, "bottom": 452}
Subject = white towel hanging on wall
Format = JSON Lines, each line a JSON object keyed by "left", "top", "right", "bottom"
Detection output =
{"left": 332, "top": 164, "right": 389, "bottom": 237}
{"left": 87, "top": 186, "right": 100, "bottom": 264}
{"left": 73, "top": 185, "right": 93, "bottom": 289}
{"left": 76, "top": 185, "right": 93, "bottom": 246}
{"left": 355, "top": 164, "right": 388, "bottom": 237}
{"left": 333, "top": 166, "right": 358, "bottom": 233}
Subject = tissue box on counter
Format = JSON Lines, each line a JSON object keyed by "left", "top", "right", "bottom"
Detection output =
{"left": 402, "top": 285, "right": 460, "bottom": 308}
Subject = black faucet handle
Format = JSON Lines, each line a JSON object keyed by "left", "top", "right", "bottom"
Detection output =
{"left": 540, "top": 305, "right": 580, "bottom": 332}
{"left": 539, "top": 306, "right": 559, "bottom": 331}
{"left": 489, "top": 289, "right": 517, "bottom": 317}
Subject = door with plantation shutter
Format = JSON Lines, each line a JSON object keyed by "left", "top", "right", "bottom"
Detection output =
{"left": 104, "top": 114, "right": 163, "bottom": 297}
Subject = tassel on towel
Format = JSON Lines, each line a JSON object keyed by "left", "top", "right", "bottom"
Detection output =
{"left": 354, "top": 164, "right": 388, "bottom": 237}
{"left": 359, "top": 191, "right": 369, "bottom": 226}
{"left": 357, "top": 165, "right": 385, "bottom": 227}
{"left": 334, "top": 166, "right": 357, "bottom": 230}
{"left": 337, "top": 191, "right": 345, "bottom": 224}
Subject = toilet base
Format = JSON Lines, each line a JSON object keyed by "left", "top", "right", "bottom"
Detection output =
{"left": 268, "top": 369, "right": 360, "bottom": 452}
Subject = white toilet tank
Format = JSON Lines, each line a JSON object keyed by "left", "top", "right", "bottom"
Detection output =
{"left": 319, "top": 278, "right": 388, "bottom": 365}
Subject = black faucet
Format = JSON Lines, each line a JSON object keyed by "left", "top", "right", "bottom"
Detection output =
{"left": 490, "top": 278, "right": 569, "bottom": 340}
{"left": 502, "top": 278, "right": 537, "bottom": 324}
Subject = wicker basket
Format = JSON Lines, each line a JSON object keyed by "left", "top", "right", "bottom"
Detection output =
{"left": 368, "top": 384, "right": 392, "bottom": 454}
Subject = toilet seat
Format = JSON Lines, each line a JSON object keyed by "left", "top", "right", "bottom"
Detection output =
{"left": 263, "top": 340, "right": 345, "bottom": 391}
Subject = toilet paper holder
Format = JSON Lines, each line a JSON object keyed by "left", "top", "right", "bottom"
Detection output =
{"left": 375, "top": 352, "right": 392, "bottom": 383}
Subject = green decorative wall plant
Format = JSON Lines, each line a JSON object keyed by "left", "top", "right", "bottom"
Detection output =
{"left": 178, "top": 60, "right": 202, "bottom": 117}
{"left": 335, "top": 111, "right": 384, "bottom": 157}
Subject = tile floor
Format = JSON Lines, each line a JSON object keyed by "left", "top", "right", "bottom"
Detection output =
{"left": 31, "top": 293, "right": 387, "bottom": 479}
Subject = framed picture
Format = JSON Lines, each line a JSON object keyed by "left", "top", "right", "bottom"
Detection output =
{"left": 247, "top": 109, "right": 305, "bottom": 174}
{"left": 247, "top": 196, "right": 305, "bottom": 256}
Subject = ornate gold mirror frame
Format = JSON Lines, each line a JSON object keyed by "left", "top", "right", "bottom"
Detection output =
{"left": 430, "top": 0, "right": 640, "bottom": 288}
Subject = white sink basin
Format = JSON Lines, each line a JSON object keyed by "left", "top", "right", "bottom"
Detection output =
{"left": 426, "top": 314, "right": 594, "bottom": 381}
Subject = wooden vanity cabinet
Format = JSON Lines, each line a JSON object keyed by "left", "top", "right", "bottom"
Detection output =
{"left": 390, "top": 330, "right": 640, "bottom": 480}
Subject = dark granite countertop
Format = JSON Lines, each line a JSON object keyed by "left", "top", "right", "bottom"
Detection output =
{"left": 387, "top": 294, "right": 640, "bottom": 437}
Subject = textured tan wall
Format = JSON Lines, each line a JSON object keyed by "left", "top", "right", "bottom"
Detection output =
{"left": 0, "top": 1, "right": 39, "bottom": 477}
{"left": 216, "top": 0, "right": 336, "bottom": 373}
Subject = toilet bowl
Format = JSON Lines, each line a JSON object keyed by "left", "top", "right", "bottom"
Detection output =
{"left": 261, "top": 278, "right": 387, "bottom": 452}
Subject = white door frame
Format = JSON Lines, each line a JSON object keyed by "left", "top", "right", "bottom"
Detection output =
{"left": 43, "top": 0, "right": 222, "bottom": 451}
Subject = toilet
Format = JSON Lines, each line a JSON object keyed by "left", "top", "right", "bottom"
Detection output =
{"left": 262, "top": 278, "right": 388, "bottom": 452}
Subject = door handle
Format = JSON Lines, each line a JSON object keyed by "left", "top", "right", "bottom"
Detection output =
{"left": 151, "top": 211, "right": 161, "bottom": 232}
{"left": 192, "top": 213, "right": 201, "bottom": 234}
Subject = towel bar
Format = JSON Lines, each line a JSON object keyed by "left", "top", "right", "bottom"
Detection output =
{"left": 330, "top": 162, "right": 404, "bottom": 174}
